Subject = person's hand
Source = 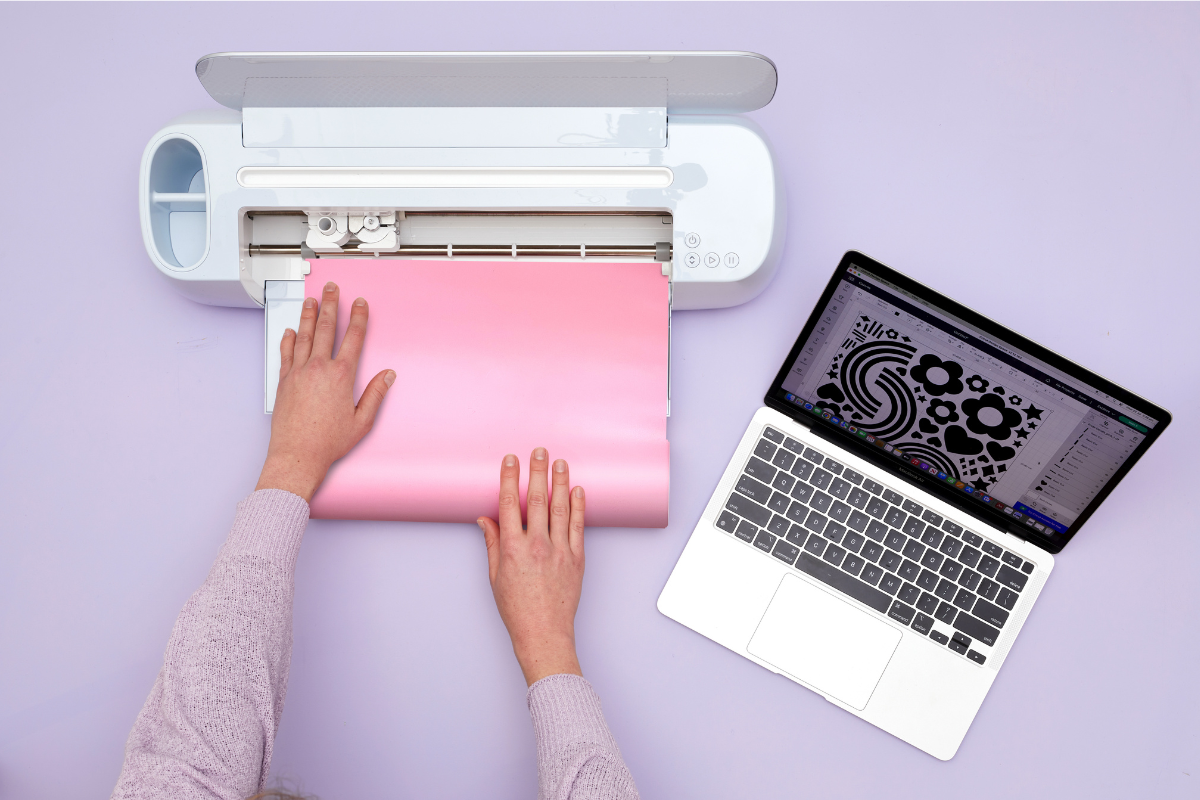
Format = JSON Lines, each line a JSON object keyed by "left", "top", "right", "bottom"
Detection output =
{"left": 255, "top": 281, "right": 395, "bottom": 502}
{"left": 479, "top": 448, "right": 586, "bottom": 686}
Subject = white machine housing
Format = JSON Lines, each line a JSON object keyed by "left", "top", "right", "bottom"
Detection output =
{"left": 138, "top": 52, "right": 786, "bottom": 411}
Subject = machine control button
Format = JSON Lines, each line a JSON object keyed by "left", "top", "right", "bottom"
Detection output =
{"left": 724, "top": 252, "right": 740, "bottom": 267}
{"left": 684, "top": 252, "right": 701, "bottom": 268}
{"left": 684, "top": 232, "right": 701, "bottom": 248}
{"left": 704, "top": 252, "right": 720, "bottom": 268}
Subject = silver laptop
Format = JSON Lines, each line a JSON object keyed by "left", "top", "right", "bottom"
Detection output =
{"left": 659, "top": 251, "right": 1170, "bottom": 759}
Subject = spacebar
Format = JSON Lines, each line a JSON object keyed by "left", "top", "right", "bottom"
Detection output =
{"left": 795, "top": 553, "right": 892, "bottom": 614}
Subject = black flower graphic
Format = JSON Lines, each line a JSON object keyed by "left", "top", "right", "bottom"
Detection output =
{"left": 962, "top": 393, "right": 1022, "bottom": 441}
{"left": 1009, "top": 395, "right": 1023, "bottom": 406}
{"left": 966, "top": 375, "right": 989, "bottom": 392}
{"left": 910, "top": 354, "right": 964, "bottom": 397}
{"left": 927, "top": 399, "right": 960, "bottom": 424}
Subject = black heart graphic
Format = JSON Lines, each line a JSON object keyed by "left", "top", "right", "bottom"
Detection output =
{"left": 817, "top": 383, "right": 846, "bottom": 402}
{"left": 919, "top": 418, "right": 939, "bottom": 434}
{"left": 896, "top": 367, "right": 907, "bottom": 376}
{"left": 987, "top": 441, "right": 1016, "bottom": 461}
{"left": 851, "top": 412, "right": 863, "bottom": 420}
{"left": 944, "top": 425, "right": 983, "bottom": 455}
{"left": 928, "top": 437, "right": 942, "bottom": 447}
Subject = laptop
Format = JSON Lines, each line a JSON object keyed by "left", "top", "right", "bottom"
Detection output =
{"left": 658, "top": 251, "right": 1170, "bottom": 759}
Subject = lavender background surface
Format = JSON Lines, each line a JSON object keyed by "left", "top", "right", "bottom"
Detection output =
{"left": 1, "top": 3, "right": 1197, "bottom": 798}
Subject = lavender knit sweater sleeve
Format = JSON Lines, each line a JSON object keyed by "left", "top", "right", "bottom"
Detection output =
{"left": 112, "top": 490, "right": 640, "bottom": 800}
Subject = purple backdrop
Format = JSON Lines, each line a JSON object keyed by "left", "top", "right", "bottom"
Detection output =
{"left": 1, "top": 3, "right": 1197, "bottom": 799}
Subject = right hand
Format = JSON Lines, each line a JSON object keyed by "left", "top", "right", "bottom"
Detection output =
{"left": 478, "top": 448, "right": 586, "bottom": 686}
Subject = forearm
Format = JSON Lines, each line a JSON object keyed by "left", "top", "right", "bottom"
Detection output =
{"left": 528, "top": 675, "right": 640, "bottom": 800}
{"left": 112, "top": 490, "right": 309, "bottom": 800}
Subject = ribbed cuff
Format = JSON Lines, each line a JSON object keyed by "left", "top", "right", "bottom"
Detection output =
{"left": 220, "top": 489, "right": 311, "bottom": 569}
{"left": 527, "top": 674, "right": 617, "bottom": 750}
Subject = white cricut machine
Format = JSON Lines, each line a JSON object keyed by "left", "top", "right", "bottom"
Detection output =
{"left": 138, "top": 51, "right": 786, "bottom": 411}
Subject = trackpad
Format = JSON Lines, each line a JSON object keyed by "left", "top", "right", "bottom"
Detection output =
{"left": 748, "top": 574, "right": 901, "bottom": 710}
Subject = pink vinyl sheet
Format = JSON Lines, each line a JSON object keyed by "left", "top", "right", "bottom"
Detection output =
{"left": 302, "top": 259, "right": 670, "bottom": 528}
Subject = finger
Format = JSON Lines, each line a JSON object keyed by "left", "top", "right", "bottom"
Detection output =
{"left": 278, "top": 328, "right": 296, "bottom": 380}
{"left": 354, "top": 369, "right": 396, "bottom": 433}
{"left": 526, "top": 447, "right": 550, "bottom": 540}
{"left": 311, "top": 282, "right": 340, "bottom": 360}
{"left": 568, "top": 486, "right": 586, "bottom": 558}
{"left": 478, "top": 517, "right": 500, "bottom": 584}
{"left": 548, "top": 459, "right": 570, "bottom": 549}
{"left": 293, "top": 296, "right": 319, "bottom": 365}
{"left": 498, "top": 453, "right": 523, "bottom": 536}
{"left": 337, "top": 297, "right": 369, "bottom": 367}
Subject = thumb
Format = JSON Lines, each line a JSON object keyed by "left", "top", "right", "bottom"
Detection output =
{"left": 479, "top": 517, "right": 500, "bottom": 583}
{"left": 355, "top": 369, "right": 395, "bottom": 431}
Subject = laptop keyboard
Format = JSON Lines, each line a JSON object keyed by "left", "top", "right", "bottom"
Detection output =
{"left": 718, "top": 426, "right": 1037, "bottom": 666}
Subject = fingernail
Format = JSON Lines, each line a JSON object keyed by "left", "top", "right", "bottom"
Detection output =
{"left": 383, "top": 370, "right": 396, "bottom": 387}
{"left": 284, "top": 328, "right": 295, "bottom": 336}
{"left": 304, "top": 297, "right": 316, "bottom": 308}
{"left": 554, "top": 459, "right": 565, "bottom": 473}
{"left": 504, "top": 454, "right": 516, "bottom": 467}
{"left": 477, "top": 519, "right": 486, "bottom": 531}
{"left": 533, "top": 447, "right": 547, "bottom": 461}
{"left": 354, "top": 297, "right": 366, "bottom": 307}
{"left": 574, "top": 487, "right": 584, "bottom": 499}
{"left": 324, "top": 281, "right": 336, "bottom": 292}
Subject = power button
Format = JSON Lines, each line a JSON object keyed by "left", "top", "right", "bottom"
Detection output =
{"left": 683, "top": 232, "right": 701, "bottom": 249}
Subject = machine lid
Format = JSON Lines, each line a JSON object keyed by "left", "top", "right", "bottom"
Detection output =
{"left": 195, "top": 51, "right": 777, "bottom": 114}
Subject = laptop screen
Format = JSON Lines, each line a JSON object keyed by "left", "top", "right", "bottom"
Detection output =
{"left": 767, "top": 252, "right": 1170, "bottom": 551}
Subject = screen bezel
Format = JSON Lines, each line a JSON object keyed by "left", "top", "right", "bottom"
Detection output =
{"left": 764, "top": 251, "right": 1172, "bottom": 554}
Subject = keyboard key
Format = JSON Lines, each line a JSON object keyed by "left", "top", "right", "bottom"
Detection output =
{"left": 917, "top": 569, "right": 939, "bottom": 591}
{"left": 829, "top": 478, "right": 851, "bottom": 500}
{"left": 786, "top": 523, "right": 808, "bottom": 547}
{"left": 762, "top": 427, "right": 785, "bottom": 443}
{"left": 866, "top": 497, "right": 889, "bottom": 519}
{"left": 824, "top": 522, "right": 846, "bottom": 543}
{"left": 843, "top": 531, "right": 864, "bottom": 553}
{"left": 794, "top": 552, "right": 892, "bottom": 613}
{"left": 736, "top": 474, "right": 773, "bottom": 504}
{"left": 972, "top": 598, "right": 1010, "bottom": 628}
{"left": 804, "top": 510, "right": 828, "bottom": 534}
{"left": 981, "top": 541, "right": 1003, "bottom": 558}
{"left": 823, "top": 457, "right": 844, "bottom": 475}
{"left": 953, "top": 588, "right": 976, "bottom": 612}
{"left": 772, "top": 472, "right": 797, "bottom": 493}
{"left": 921, "top": 509, "right": 944, "bottom": 526}
{"left": 843, "top": 469, "right": 864, "bottom": 485}
{"left": 939, "top": 559, "right": 963, "bottom": 581}
{"left": 842, "top": 554, "right": 864, "bottom": 576}
{"left": 979, "top": 556, "right": 1001, "bottom": 578}
{"left": 803, "top": 447, "right": 823, "bottom": 464}
{"left": 920, "top": 530, "right": 943, "bottom": 551}
{"left": 882, "top": 489, "right": 904, "bottom": 506}
{"left": 753, "top": 530, "right": 776, "bottom": 552}
{"left": 792, "top": 459, "right": 814, "bottom": 480}
{"left": 1001, "top": 551, "right": 1023, "bottom": 569}
{"left": 861, "top": 564, "right": 884, "bottom": 586}
{"left": 939, "top": 537, "right": 962, "bottom": 558}
{"left": 735, "top": 520, "right": 757, "bottom": 543}
{"left": 754, "top": 439, "right": 777, "bottom": 460}
{"left": 903, "top": 539, "right": 926, "bottom": 561}
{"left": 958, "top": 569, "right": 981, "bottom": 592}
{"left": 861, "top": 542, "right": 883, "bottom": 563}
{"left": 771, "top": 539, "right": 800, "bottom": 565}
{"left": 935, "top": 601, "right": 958, "bottom": 623}
{"left": 786, "top": 500, "right": 809, "bottom": 523}
{"left": 727, "top": 493, "right": 771, "bottom": 526}
{"left": 791, "top": 482, "right": 814, "bottom": 503}
{"left": 863, "top": 478, "right": 884, "bottom": 495}
{"left": 884, "top": 507, "right": 907, "bottom": 528}
{"left": 959, "top": 545, "right": 981, "bottom": 569}
{"left": 899, "top": 583, "right": 921, "bottom": 606}
{"left": 961, "top": 531, "right": 983, "bottom": 547}
{"left": 804, "top": 533, "right": 828, "bottom": 557}
{"left": 744, "top": 456, "right": 776, "bottom": 483}
{"left": 935, "top": 579, "right": 958, "bottom": 601}
{"left": 879, "top": 573, "right": 902, "bottom": 596}
{"left": 941, "top": 520, "right": 963, "bottom": 536}
{"left": 996, "top": 565, "right": 1028, "bottom": 592}
{"left": 902, "top": 517, "right": 926, "bottom": 538}
{"left": 902, "top": 500, "right": 924, "bottom": 516}
{"left": 810, "top": 468, "right": 832, "bottom": 490}
{"left": 783, "top": 436, "right": 805, "bottom": 454}
{"left": 949, "top": 632, "right": 970, "bottom": 654}
{"left": 885, "top": 529, "right": 907, "bottom": 551}
{"left": 881, "top": 550, "right": 903, "bottom": 573}
{"left": 829, "top": 501, "right": 851, "bottom": 523}
{"left": 810, "top": 492, "right": 832, "bottom": 513}
{"left": 823, "top": 544, "right": 847, "bottom": 567}
{"left": 898, "top": 560, "right": 921, "bottom": 582}
{"left": 911, "top": 612, "right": 934, "bottom": 635}
{"left": 930, "top": 630, "right": 950, "bottom": 645}
{"left": 767, "top": 514, "right": 790, "bottom": 536}
{"left": 1021, "top": 561, "right": 1035, "bottom": 575}
{"left": 716, "top": 510, "right": 740, "bottom": 533}
{"left": 917, "top": 592, "right": 938, "bottom": 613}
{"left": 979, "top": 579, "right": 1000, "bottom": 601}
{"left": 865, "top": 520, "right": 889, "bottom": 542}
{"left": 847, "top": 510, "right": 869, "bottom": 532}
{"left": 996, "top": 588, "right": 1019, "bottom": 611}
{"left": 772, "top": 448, "right": 797, "bottom": 471}
{"left": 953, "top": 613, "right": 999, "bottom": 647}
{"left": 768, "top": 491, "right": 791, "bottom": 513}
{"left": 920, "top": 549, "right": 944, "bottom": 571}
{"left": 888, "top": 601, "right": 915, "bottom": 625}
{"left": 847, "top": 488, "right": 870, "bottom": 510}
{"left": 966, "top": 650, "right": 986, "bottom": 665}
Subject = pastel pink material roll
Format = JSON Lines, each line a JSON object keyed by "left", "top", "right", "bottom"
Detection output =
{"left": 303, "top": 259, "right": 670, "bottom": 528}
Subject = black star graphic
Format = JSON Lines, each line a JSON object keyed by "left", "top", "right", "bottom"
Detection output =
{"left": 917, "top": 394, "right": 927, "bottom": 403}
{"left": 971, "top": 478, "right": 990, "bottom": 492}
{"left": 828, "top": 369, "right": 838, "bottom": 379}
{"left": 861, "top": 315, "right": 871, "bottom": 322}
{"left": 1029, "top": 422, "right": 1038, "bottom": 430}
{"left": 1015, "top": 428, "right": 1029, "bottom": 439}
{"left": 1024, "top": 404, "right": 1043, "bottom": 420}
